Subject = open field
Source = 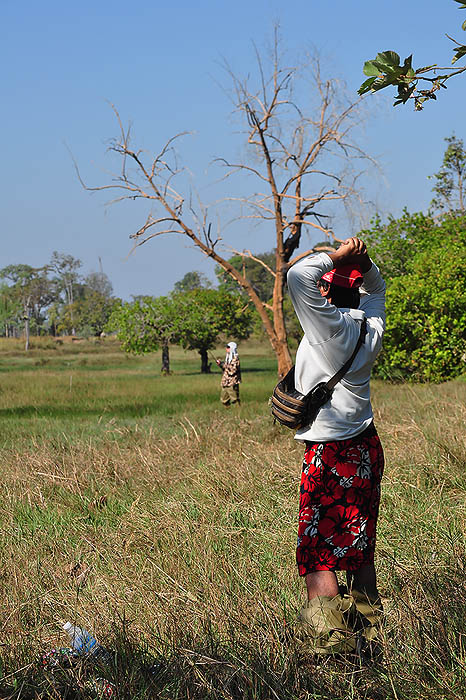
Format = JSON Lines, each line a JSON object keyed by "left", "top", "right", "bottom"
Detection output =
{"left": 0, "top": 337, "right": 277, "bottom": 448}
{"left": 0, "top": 338, "right": 465, "bottom": 699}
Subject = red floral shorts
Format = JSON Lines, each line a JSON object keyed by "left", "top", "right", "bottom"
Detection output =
{"left": 296, "top": 426, "right": 384, "bottom": 575}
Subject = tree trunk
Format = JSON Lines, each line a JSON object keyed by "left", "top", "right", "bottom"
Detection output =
{"left": 161, "top": 339, "right": 170, "bottom": 375}
{"left": 270, "top": 249, "right": 293, "bottom": 377}
{"left": 199, "top": 348, "right": 211, "bottom": 373}
{"left": 24, "top": 314, "right": 30, "bottom": 351}
{"left": 274, "top": 335, "right": 293, "bottom": 378}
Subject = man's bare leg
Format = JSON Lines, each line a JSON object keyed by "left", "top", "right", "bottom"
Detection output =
{"left": 346, "top": 564, "right": 378, "bottom": 599}
{"left": 305, "top": 571, "right": 339, "bottom": 600}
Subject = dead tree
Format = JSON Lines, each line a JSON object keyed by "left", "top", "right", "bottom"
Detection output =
{"left": 79, "top": 37, "right": 373, "bottom": 376}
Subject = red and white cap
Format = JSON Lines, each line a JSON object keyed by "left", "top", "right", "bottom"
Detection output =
{"left": 321, "top": 265, "right": 363, "bottom": 289}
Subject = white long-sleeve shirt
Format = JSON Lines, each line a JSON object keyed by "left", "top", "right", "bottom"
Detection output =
{"left": 287, "top": 253, "right": 386, "bottom": 442}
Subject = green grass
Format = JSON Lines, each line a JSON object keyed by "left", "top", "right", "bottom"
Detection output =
{"left": 0, "top": 338, "right": 277, "bottom": 447}
{"left": 0, "top": 337, "right": 465, "bottom": 699}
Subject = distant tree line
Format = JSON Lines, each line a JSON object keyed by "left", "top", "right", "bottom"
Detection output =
{"left": 0, "top": 252, "right": 120, "bottom": 349}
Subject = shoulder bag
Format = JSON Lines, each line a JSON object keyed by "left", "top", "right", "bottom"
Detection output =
{"left": 270, "top": 318, "right": 367, "bottom": 430}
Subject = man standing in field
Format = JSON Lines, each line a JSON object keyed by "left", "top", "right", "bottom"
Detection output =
{"left": 287, "top": 237, "right": 386, "bottom": 656}
{"left": 216, "top": 341, "right": 241, "bottom": 406}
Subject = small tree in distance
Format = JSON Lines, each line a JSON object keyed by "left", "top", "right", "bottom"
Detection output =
{"left": 171, "top": 288, "right": 252, "bottom": 373}
{"left": 108, "top": 296, "right": 178, "bottom": 374}
{"left": 49, "top": 252, "right": 82, "bottom": 336}
{"left": 78, "top": 32, "right": 373, "bottom": 376}
{"left": 108, "top": 289, "right": 252, "bottom": 374}
{"left": 85, "top": 270, "right": 114, "bottom": 298}
{"left": 73, "top": 290, "right": 120, "bottom": 337}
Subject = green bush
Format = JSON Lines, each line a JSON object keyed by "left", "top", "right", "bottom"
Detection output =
{"left": 363, "top": 212, "right": 466, "bottom": 382}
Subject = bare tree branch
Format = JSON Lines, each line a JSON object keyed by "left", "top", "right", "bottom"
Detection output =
{"left": 225, "top": 247, "right": 277, "bottom": 277}
{"left": 79, "top": 34, "right": 375, "bottom": 376}
{"left": 213, "top": 158, "right": 271, "bottom": 184}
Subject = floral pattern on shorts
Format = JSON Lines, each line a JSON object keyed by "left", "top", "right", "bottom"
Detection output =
{"left": 296, "top": 430, "right": 384, "bottom": 575}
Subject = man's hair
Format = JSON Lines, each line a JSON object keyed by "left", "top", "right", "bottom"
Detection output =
{"left": 318, "top": 279, "right": 360, "bottom": 309}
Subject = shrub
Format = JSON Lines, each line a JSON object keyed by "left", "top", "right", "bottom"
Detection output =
{"left": 363, "top": 212, "right": 466, "bottom": 382}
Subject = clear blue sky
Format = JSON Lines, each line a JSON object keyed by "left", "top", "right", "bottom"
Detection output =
{"left": 1, "top": 0, "right": 465, "bottom": 299}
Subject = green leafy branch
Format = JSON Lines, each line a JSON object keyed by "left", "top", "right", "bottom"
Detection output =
{"left": 358, "top": 0, "right": 466, "bottom": 109}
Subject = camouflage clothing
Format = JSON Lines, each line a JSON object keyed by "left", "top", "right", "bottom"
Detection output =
{"left": 220, "top": 356, "right": 241, "bottom": 388}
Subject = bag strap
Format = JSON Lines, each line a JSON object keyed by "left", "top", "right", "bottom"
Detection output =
{"left": 319, "top": 317, "right": 367, "bottom": 393}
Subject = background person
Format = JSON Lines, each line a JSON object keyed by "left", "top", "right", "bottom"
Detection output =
{"left": 216, "top": 342, "right": 241, "bottom": 406}
{"left": 287, "top": 237, "right": 386, "bottom": 656}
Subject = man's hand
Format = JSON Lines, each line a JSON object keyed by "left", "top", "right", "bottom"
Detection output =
{"left": 328, "top": 237, "right": 372, "bottom": 273}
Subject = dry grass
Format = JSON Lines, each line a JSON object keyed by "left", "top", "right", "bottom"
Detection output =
{"left": 0, "top": 339, "right": 465, "bottom": 698}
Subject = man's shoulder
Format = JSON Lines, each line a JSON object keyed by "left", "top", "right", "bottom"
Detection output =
{"left": 347, "top": 309, "right": 365, "bottom": 322}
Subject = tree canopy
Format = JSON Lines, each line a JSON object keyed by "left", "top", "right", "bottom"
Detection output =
{"left": 362, "top": 212, "right": 466, "bottom": 382}
{"left": 215, "top": 252, "right": 275, "bottom": 303}
{"left": 0, "top": 254, "right": 119, "bottom": 344}
{"left": 0, "top": 264, "right": 53, "bottom": 349}
{"left": 173, "top": 271, "right": 212, "bottom": 293}
{"left": 108, "top": 296, "right": 179, "bottom": 354}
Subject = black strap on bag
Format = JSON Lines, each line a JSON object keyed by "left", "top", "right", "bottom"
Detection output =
{"left": 270, "top": 318, "right": 367, "bottom": 430}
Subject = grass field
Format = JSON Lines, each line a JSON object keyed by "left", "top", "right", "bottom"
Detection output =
{"left": 0, "top": 337, "right": 465, "bottom": 699}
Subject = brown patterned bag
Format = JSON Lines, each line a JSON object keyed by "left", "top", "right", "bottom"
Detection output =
{"left": 270, "top": 319, "right": 367, "bottom": 430}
